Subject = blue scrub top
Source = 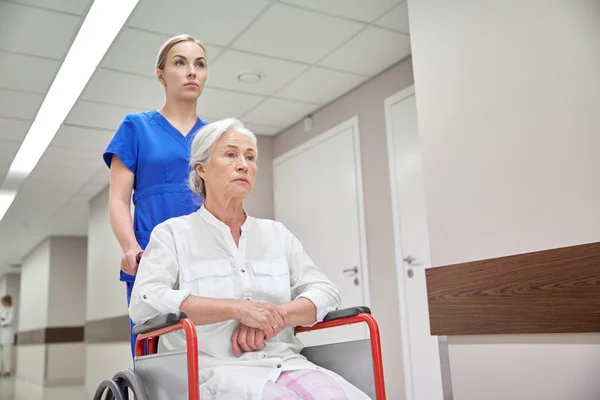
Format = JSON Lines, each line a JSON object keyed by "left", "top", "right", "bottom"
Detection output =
{"left": 103, "top": 110, "right": 208, "bottom": 283}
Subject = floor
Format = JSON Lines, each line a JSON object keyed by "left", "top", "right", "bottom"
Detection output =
{"left": 0, "top": 377, "right": 89, "bottom": 400}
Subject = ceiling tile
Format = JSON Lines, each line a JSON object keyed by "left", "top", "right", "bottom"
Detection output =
{"left": 0, "top": 141, "right": 20, "bottom": 179}
{"left": 102, "top": 27, "right": 222, "bottom": 77}
{"left": 81, "top": 68, "right": 164, "bottom": 110}
{"left": 319, "top": 26, "right": 411, "bottom": 75}
{"left": 90, "top": 167, "right": 109, "bottom": 186}
{"left": 242, "top": 98, "right": 318, "bottom": 128}
{"left": 0, "top": 52, "right": 60, "bottom": 94}
{"left": 29, "top": 162, "right": 99, "bottom": 183}
{"left": 65, "top": 101, "right": 143, "bottom": 131}
{"left": 280, "top": 0, "right": 400, "bottom": 22}
{"left": 0, "top": 117, "right": 30, "bottom": 142}
{"left": 0, "top": 89, "right": 43, "bottom": 120}
{"left": 276, "top": 66, "right": 367, "bottom": 105}
{"left": 79, "top": 183, "right": 106, "bottom": 198}
{"left": 231, "top": 3, "right": 365, "bottom": 63}
{"left": 0, "top": 2, "right": 81, "bottom": 59}
{"left": 50, "top": 125, "right": 114, "bottom": 152}
{"left": 4, "top": 193, "right": 64, "bottom": 223}
{"left": 197, "top": 88, "right": 265, "bottom": 120}
{"left": 376, "top": 1, "right": 410, "bottom": 33}
{"left": 243, "top": 123, "right": 281, "bottom": 137}
{"left": 20, "top": 177, "right": 83, "bottom": 193}
{"left": 19, "top": 178, "right": 83, "bottom": 203}
{"left": 127, "top": 0, "right": 270, "bottom": 47}
{"left": 209, "top": 51, "right": 308, "bottom": 96}
{"left": 37, "top": 146, "right": 103, "bottom": 170}
{"left": 10, "top": 0, "right": 92, "bottom": 15}
{"left": 68, "top": 194, "right": 91, "bottom": 206}
{"left": 49, "top": 208, "right": 89, "bottom": 236}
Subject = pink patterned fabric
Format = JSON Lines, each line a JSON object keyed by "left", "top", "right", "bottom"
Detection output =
{"left": 262, "top": 369, "right": 349, "bottom": 400}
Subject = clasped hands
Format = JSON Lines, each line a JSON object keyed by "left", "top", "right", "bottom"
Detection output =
{"left": 232, "top": 300, "right": 288, "bottom": 358}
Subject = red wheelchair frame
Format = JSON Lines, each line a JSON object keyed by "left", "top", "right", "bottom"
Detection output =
{"left": 134, "top": 308, "right": 386, "bottom": 400}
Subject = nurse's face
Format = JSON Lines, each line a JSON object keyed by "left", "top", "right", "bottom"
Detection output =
{"left": 198, "top": 130, "right": 257, "bottom": 201}
{"left": 157, "top": 41, "right": 207, "bottom": 101}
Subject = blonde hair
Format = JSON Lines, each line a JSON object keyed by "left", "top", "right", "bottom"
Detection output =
{"left": 156, "top": 34, "right": 207, "bottom": 71}
{"left": 189, "top": 118, "right": 258, "bottom": 200}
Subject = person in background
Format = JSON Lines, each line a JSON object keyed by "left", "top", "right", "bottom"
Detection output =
{"left": 0, "top": 295, "right": 14, "bottom": 378}
{"left": 103, "top": 34, "right": 209, "bottom": 357}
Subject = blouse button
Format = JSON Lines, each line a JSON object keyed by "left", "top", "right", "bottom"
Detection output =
{"left": 277, "top": 364, "right": 282, "bottom": 368}
{"left": 241, "top": 269, "right": 246, "bottom": 273}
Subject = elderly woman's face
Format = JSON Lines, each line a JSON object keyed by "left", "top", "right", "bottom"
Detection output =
{"left": 200, "top": 130, "right": 257, "bottom": 200}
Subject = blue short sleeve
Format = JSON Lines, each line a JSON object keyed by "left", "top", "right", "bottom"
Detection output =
{"left": 103, "top": 115, "right": 139, "bottom": 173}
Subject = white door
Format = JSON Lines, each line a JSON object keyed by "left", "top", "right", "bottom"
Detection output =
{"left": 385, "top": 86, "right": 444, "bottom": 400}
{"left": 273, "top": 117, "right": 370, "bottom": 346}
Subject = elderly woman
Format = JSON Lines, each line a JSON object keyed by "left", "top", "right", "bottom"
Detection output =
{"left": 129, "top": 118, "right": 370, "bottom": 400}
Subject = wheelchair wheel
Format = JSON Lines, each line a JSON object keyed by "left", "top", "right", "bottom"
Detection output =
{"left": 93, "top": 369, "right": 149, "bottom": 400}
{"left": 93, "top": 379, "right": 126, "bottom": 400}
{"left": 113, "top": 368, "right": 150, "bottom": 400}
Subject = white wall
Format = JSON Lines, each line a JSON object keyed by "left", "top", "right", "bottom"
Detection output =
{"left": 18, "top": 240, "right": 50, "bottom": 331}
{"left": 46, "top": 343, "right": 86, "bottom": 385}
{"left": 16, "top": 345, "right": 46, "bottom": 383}
{"left": 86, "top": 187, "right": 129, "bottom": 323}
{"left": 245, "top": 135, "right": 274, "bottom": 220}
{"left": 48, "top": 237, "right": 87, "bottom": 327}
{"left": 16, "top": 236, "right": 87, "bottom": 386}
{"left": 408, "top": 0, "right": 600, "bottom": 398}
{"left": 85, "top": 186, "right": 131, "bottom": 394}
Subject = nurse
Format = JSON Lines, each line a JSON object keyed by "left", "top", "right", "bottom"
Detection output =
{"left": 103, "top": 34, "right": 209, "bottom": 356}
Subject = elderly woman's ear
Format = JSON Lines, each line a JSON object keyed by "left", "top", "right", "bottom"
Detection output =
{"left": 195, "top": 164, "right": 206, "bottom": 179}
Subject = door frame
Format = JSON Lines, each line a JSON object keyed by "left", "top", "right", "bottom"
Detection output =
{"left": 273, "top": 115, "right": 372, "bottom": 310}
{"left": 384, "top": 85, "right": 442, "bottom": 400}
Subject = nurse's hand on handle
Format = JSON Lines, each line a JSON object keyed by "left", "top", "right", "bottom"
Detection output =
{"left": 120, "top": 248, "right": 142, "bottom": 276}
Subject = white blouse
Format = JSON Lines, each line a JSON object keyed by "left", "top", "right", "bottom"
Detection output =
{"left": 129, "top": 206, "right": 369, "bottom": 400}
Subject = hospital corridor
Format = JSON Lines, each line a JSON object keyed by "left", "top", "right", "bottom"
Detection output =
{"left": 0, "top": 0, "right": 599, "bottom": 399}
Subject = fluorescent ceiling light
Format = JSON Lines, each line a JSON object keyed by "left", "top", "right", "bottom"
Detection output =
{"left": 0, "top": 191, "right": 17, "bottom": 222}
{"left": 0, "top": 0, "right": 139, "bottom": 221}
{"left": 9, "top": 0, "right": 139, "bottom": 175}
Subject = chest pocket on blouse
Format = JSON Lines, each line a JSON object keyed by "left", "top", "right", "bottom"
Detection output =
{"left": 250, "top": 259, "right": 291, "bottom": 301}
{"left": 181, "top": 260, "right": 234, "bottom": 299}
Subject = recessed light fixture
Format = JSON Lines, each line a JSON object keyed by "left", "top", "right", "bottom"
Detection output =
{"left": 237, "top": 71, "right": 263, "bottom": 83}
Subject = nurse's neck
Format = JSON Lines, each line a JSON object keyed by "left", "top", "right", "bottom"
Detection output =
{"left": 158, "top": 100, "right": 198, "bottom": 136}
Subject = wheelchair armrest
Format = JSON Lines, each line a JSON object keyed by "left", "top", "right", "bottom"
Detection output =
{"left": 322, "top": 306, "right": 371, "bottom": 322}
{"left": 131, "top": 312, "right": 188, "bottom": 335}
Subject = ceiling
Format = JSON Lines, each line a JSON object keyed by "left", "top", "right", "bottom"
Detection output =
{"left": 0, "top": 0, "right": 411, "bottom": 274}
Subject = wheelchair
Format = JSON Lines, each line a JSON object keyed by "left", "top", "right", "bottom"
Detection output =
{"left": 93, "top": 306, "right": 386, "bottom": 400}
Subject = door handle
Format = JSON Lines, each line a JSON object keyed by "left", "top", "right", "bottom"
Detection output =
{"left": 403, "top": 255, "right": 418, "bottom": 265}
{"left": 343, "top": 266, "right": 359, "bottom": 275}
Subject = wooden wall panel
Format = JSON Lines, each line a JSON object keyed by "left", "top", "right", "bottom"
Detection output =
{"left": 426, "top": 242, "right": 600, "bottom": 335}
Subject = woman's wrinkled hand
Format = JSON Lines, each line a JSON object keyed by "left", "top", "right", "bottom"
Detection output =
{"left": 236, "top": 301, "right": 286, "bottom": 340}
{"left": 231, "top": 324, "right": 267, "bottom": 357}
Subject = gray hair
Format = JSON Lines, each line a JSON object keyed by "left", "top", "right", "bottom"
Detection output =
{"left": 189, "top": 118, "right": 258, "bottom": 199}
